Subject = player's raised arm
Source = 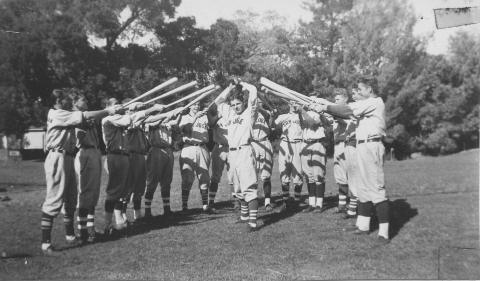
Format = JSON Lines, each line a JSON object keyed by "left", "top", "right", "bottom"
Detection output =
{"left": 213, "top": 84, "right": 235, "bottom": 106}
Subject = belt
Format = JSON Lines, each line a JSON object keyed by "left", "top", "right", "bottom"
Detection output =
{"left": 229, "top": 144, "right": 250, "bottom": 151}
{"left": 184, "top": 142, "right": 205, "bottom": 147}
{"left": 80, "top": 145, "right": 98, "bottom": 149}
{"left": 282, "top": 139, "right": 303, "bottom": 143}
{"left": 334, "top": 139, "right": 346, "bottom": 145}
{"left": 49, "top": 148, "right": 77, "bottom": 157}
{"left": 345, "top": 139, "right": 357, "bottom": 147}
{"left": 108, "top": 150, "right": 129, "bottom": 156}
{"left": 253, "top": 137, "right": 268, "bottom": 143}
{"left": 304, "top": 138, "right": 325, "bottom": 144}
{"left": 129, "top": 151, "right": 146, "bottom": 155}
{"left": 357, "top": 137, "right": 382, "bottom": 144}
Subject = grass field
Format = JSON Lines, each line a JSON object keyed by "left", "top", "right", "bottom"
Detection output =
{"left": 0, "top": 149, "right": 478, "bottom": 280}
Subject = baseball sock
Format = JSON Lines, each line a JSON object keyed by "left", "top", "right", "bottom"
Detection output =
{"left": 104, "top": 200, "right": 115, "bottom": 228}
{"left": 375, "top": 200, "right": 390, "bottom": 239}
{"left": 161, "top": 186, "right": 171, "bottom": 213}
{"left": 281, "top": 184, "right": 290, "bottom": 202}
{"left": 307, "top": 182, "right": 316, "bottom": 206}
{"left": 41, "top": 212, "right": 54, "bottom": 245}
{"left": 248, "top": 198, "right": 259, "bottom": 227}
{"left": 347, "top": 195, "right": 358, "bottom": 215}
{"left": 240, "top": 199, "right": 249, "bottom": 221}
{"left": 144, "top": 198, "right": 152, "bottom": 216}
{"left": 63, "top": 213, "right": 75, "bottom": 239}
{"left": 200, "top": 188, "right": 209, "bottom": 210}
{"left": 87, "top": 211, "right": 95, "bottom": 237}
{"left": 121, "top": 198, "right": 128, "bottom": 221}
{"left": 208, "top": 182, "right": 218, "bottom": 206}
{"left": 114, "top": 200, "right": 125, "bottom": 225}
{"left": 315, "top": 182, "right": 325, "bottom": 208}
{"left": 294, "top": 184, "right": 302, "bottom": 202}
{"left": 356, "top": 201, "right": 373, "bottom": 231}
{"left": 77, "top": 208, "right": 89, "bottom": 240}
{"left": 338, "top": 183, "right": 348, "bottom": 208}
{"left": 133, "top": 197, "right": 142, "bottom": 220}
{"left": 263, "top": 179, "right": 272, "bottom": 206}
{"left": 181, "top": 187, "right": 190, "bottom": 210}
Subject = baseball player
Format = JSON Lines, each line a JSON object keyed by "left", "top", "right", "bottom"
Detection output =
{"left": 122, "top": 100, "right": 150, "bottom": 223}
{"left": 252, "top": 100, "right": 275, "bottom": 211}
{"left": 178, "top": 102, "right": 212, "bottom": 213}
{"left": 298, "top": 105, "right": 329, "bottom": 213}
{"left": 314, "top": 77, "right": 391, "bottom": 244}
{"left": 212, "top": 80, "right": 260, "bottom": 231}
{"left": 208, "top": 104, "right": 235, "bottom": 211}
{"left": 331, "top": 88, "right": 358, "bottom": 217}
{"left": 72, "top": 93, "right": 104, "bottom": 243}
{"left": 102, "top": 101, "right": 164, "bottom": 236}
{"left": 274, "top": 102, "right": 304, "bottom": 210}
{"left": 41, "top": 89, "right": 119, "bottom": 254}
{"left": 143, "top": 107, "right": 183, "bottom": 217}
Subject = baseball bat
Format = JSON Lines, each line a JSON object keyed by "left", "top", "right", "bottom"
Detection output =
{"left": 123, "top": 77, "right": 178, "bottom": 107}
{"left": 143, "top": 81, "right": 198, "bottom": 105}
{"left": 260, "top": 77, "right": 311, "bottom": 103}
{"left": 165, "top": 85, "right": 219, "bottom": 109}
{"left": 184, "top": 87, "right": 219, "bottom": 110}
{"left": 261, "top": 86, "right": 307, "bottom": 105}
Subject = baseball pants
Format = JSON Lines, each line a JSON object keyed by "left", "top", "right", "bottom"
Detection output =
{"left": 105, "top": 154, "right": 130, "bottom": 201}
{"left": 125, "top": 153, "right": 147, "bottom": 202}
{"left": 180, "top": 145, "right": 211, "bottom": 189}
{"left": 251, "top": 140, "right": 273, "bottom": 181}
{"left": 344, "top": 144, "right": 360, "bottom": 197}
{"left": 229, "top": 145, "right": 258, "bottom": 202}
{"left": 355, "top": 141, "right": 387, "bottom": 203}
{"left": 278, "top": 140, "right": 304, "bottom": 185}
{"left": 42, "top": 151, "right": 77, "bottom": 217}
{"left": 74, "top": 148, "right": 101, "bottom": 210}
{"left": 333, "top": 142, "right": 348, "bottom": 185}
{"left": 301, "top": 142, "right": 327, "bottom": 183}
{"left": 145, "top": 147, "right": 174, "bottom": 197}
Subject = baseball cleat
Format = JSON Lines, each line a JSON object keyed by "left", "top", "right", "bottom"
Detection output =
{"left": 302, "top": 205, "right": 316, "bottom": 213}
{"left": 41, "top": 245, "right": 60, "bottom": 256}
{"left": 265, "top": 204, "right": 274, "bottom": 212}
{"left": 246, "top": 224, "right": 259, "bottom": 233}
{"left": 343, "top": 226, "right": 370, "bottom": 235}
{"left": 375, "top": 236, "right": 390, "bottom": 245}
{"left": 335, "top": 206, "right": 347, "bottom": 214}
{"left": 203, "top": 206, "right": 218, "bottom": 214}
{"left": 235, "top": 217, "right": 249, "bottom": 224}
{"left": 313, "top": 206, "right": 327, "bottom": 213}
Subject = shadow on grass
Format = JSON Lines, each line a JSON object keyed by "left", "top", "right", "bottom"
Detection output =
{"left": 369, "top": 198, "right": 418, "bottom": 239}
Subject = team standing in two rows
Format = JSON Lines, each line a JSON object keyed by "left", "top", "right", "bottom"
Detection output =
{"left": 40, "top": 77, "right": 391, "bottom": 254}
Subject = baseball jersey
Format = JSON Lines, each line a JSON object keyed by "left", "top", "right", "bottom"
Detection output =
{"left": 300, "top": 110, "right": 326, "bottom": 141}
{"left": 45, "top": 109, "right": 84, "bottom": 153}
{"left": 127, "top": 126, "right": 149, "bottom": 154}
{"left": 102, "top": 114, "right": 131, "bottom": 152}
{"left": 252, "top": 111, "right": 270, "bottom": 141}
{"left": 333, "top": 118, "right": 356, "bottom": 142}
{"left": 147, "top": 119, "right": 176, "bottom": 147}
{"left": 275, "top": 113, "right": 303, "bottom": 141}
{"left": 349, "top": 97, "right": 386, "bottom": 140}
{"left": 179, "top": 113, "right": 209, "bottom": 144}
{"left": 75, "top": 119, "right": 99, "bottom": 148}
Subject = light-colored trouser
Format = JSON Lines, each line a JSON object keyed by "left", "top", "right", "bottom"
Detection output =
{"left": 301, "top": 141, "right": 326, "bottom": 183}
{"left": 333, "top": 142, "right": 348, "bottom": 185}
{"left": 344, "top": 144, "right": 360, "bottom": 197}
{"left": 74, "top": 148, "right": 101, "bottom": 210}
{"left": 278, "top": 140, "right": 304, "bottom": 185}
{"left": 356, "top": 141, "right": 387, "bottom": 204}
{"left": 125, "top": 153, "right": 147, "bottom": 201}
{"left": 146, "top": 147, "right": 174, "bottom": 195}
{"left": 105, "top": 154, "right": 130, "bottom": 201}
{"left": 180, "top": 145, "right": 210, "bottom": 190}
{"left": 210, "top": 143, "right": 233, "bottom": 184}
{"left": 42, "top": 151, "right": 77, "bottom": 217}
{"left": 251, "top": 140, "right": 273, "bottom": 181}
{"left": 229, "top": 145, "right": 258, "bottom": 202}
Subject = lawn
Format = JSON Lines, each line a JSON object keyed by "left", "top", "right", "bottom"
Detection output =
{"left": 0, "top": 149, "right": 478, "bottom": 280}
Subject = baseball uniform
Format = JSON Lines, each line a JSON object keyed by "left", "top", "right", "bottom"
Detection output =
{"left": 42, "top": 108, "right": 83, "bottom": 246}
{"left": 144, "top": 118, "right": 177, "bottom": 216}
{"left": 251, "top": 109, "right": 274, "bottom": 207}
{"left": 299, "top": 109, "right": 328, "bottom": 210}
{"left": 74, "top": 118, "right": 101, "bottom": 241}
{"left": 275, "top": 112, "right": 304, "bottom": 203}
{"left": 178, "top": 112, "right": 211, "bottom": 211}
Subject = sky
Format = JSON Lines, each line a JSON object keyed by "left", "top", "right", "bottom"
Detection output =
{"left": 176, "top": 0, "right": 480, "bottom": 55}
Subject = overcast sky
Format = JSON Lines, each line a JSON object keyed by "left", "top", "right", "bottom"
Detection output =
{"left": 176, "top": 0, "right": 480, "bottom": 55}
